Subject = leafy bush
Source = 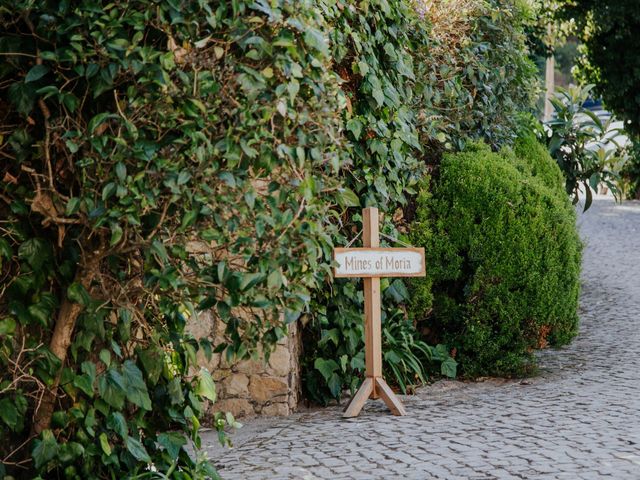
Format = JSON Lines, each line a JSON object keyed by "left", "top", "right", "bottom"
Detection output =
{"left": 558, "top": 0, "right": 640, "bottom": 136}
{"left": 328, "top": 0, "right": 428, "bottom": 209}
{"left": 303, "top": 273, "right": 456, "bottom": 404}
{"left": 410, "top": 139, "right": 582, "bottom": 377}
{"left": 415, "top": 0, "right": 539, "bottom": 152}
{"left": 302, "top": 0, "right": 541, "bottom": 404}
{"left": 303, "top": 0, "right": 433, "bottom": 405}
{"left": 0, "top": 0, "right": 351, "bottom": 477}
{"left": 546, "top": 85, "right": 627, "bottom": 209}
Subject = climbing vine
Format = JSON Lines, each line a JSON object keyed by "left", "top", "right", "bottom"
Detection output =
{"left": 0, "top": 0, "right": 350, "bottom": 477}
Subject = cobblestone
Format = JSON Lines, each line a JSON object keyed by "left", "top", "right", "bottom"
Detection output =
{"left": 204, "top": 197, "right": 640, "bottom": 479}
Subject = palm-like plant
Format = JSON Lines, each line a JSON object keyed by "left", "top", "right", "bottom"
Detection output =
{"left": 546, "top": 84, "right": 629, "bottom": 210}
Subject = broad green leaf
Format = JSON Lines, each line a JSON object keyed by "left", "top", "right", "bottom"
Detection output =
{"left": 158, "top": 432, "right": 187, "bottom": 459}
{"left": 0, "top": 398, "right": 18, "bottom": 430}
{"left": 267, "top": 269, "right": 283, "bottom": 290}
{"left": 303, "top": 28, "right": 329, "bottom": 56}
{"left": 126, "top": 436, "right": 151, "bottom": 463}
{"left": 102, "top": 182, "right": 116, "bottom": 201}
{"left": 181, "top": 209, "right": 198, "bottom": 229}
{"left": 239, "top": 272, "right": 265, "bottom": 291}
{"left": 73, "top": 374, "right": 94, "bottom": 397}
{"left": 110, "top": 223, "right": 123, "bottom": 246}
{"left": 99, "top": 432, "right": 112, "bottom": 455}
{"left": 99, "top": 349, "right": 111, "bottom": 367}
{"left": 122, "top": 360, "right": 151, "bottom": 410}
{"left": 314, "top": 358, "right": 338, "bottom": 381}
{"left": 338, "top": 188, "right": 360, "bottom": 207}
{"left": 65, "top": 197, "right": 81, "bottom": 215}
{"left": 88, "top": 112, "right": 115, "bottom": 133}
{"left": 346, "top": 119, "right": 363, "bottom": 140}
{"left": 67, "top": 283, "right": 91, "bottom": 306}
{"left": 28, "top": 304, "right": 51, "bottom": 326}
{"left": 107, "top": 411, "right": 128, "bottom": 438}
{"left": 137, "top": 347, "right": 163, "bottom": 383}
{"left": 18, "top": 238, "right": 50, "bottom": 270}
{"left": 371, "top": 86, "right": 384, "bottom": 107}
{"left": 319, "top": 328, "right": 339, "bottom": 347}
{"left": 98, "top": 368, "right": 126, "bottom": 409}
{"left": 167, "top": 377, "right": 185, "bottom": 405}
{"left": 385, "top": 279, "right": 409, "bottom": 302}
{"left": 327, "top": 372, "right": 342, "bottom": 398}
{"left": 57, "top": 442, "right": 84, "bottom": 463}
{"left": 0, "top": 238, "right": 12, "bottom": 259}
{"left": 0, "top": 317, "right": 16, "bottom": 336}
{"left": 441, "top": 357, "right": 457, "bottom": 378}
{"left": 32, "top": 430, "right": 59, "bottom": 469}
{"left": 195, "top": 368, "right": 216, "bottom": 402}
{"left": 25, "top": 64, "right": 49, "bottom": 83}
{"left": 115, "top": 162, "right": 126, "bottom": 181}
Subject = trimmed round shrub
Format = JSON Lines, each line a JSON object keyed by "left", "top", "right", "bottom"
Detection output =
{"left": 409, "top": 139, "right": 582, "bottom": 377}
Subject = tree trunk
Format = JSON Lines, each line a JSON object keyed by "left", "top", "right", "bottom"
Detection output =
{"left": 31, "top": 258, "right": 99, "bottom": 435}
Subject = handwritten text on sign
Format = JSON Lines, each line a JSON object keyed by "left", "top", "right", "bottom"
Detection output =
{"left": 333, "top": 248, "right": 426, "bottom": 278}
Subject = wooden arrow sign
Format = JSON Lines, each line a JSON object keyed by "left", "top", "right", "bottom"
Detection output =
{"left": 334, "top": 207, "right": 426, "bottom": 418}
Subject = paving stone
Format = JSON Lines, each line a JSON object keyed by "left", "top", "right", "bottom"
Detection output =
{"left": 205, "top": 197, "right": 640, "bottom": 479}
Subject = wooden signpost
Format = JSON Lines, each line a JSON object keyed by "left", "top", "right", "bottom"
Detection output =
{"left": 334, "top": 207, "right": 426, "bottom": 418}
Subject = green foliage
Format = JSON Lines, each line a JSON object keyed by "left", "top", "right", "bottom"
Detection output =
{"left": 302, "top": 274, "right": 455, "bottom": 404}
{"left": 514, "top": 131, "right": 566, "bottom": 196}
{"left": 558, "top": 0, "right": 640, "bottom": 135}
{"left": 382, "top": 311, "right": 456, "bottom": 394}
{"left": 0, "top": 0, "right": 347, "bottom": 477}
{"left": 303, "top": 0, "right": 433, "bottom": 405}
{"left": 621, "top": 139, "right": 640, "bottom": 200}
{"left": 302, "top": 0, "right": 541, "bottom": 404}
{"left": 410, "top": 139, "right": 582, "bottom": 377}
{"left": 415, "top": 0, "right": 540, "bottom": 153}
{"left": 327, "top": 0, "right": 428, "bottom": 208}
{"left": 546, "top": 85, "right": 627, "bottom": 210}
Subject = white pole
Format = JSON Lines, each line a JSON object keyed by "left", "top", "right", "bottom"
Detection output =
{"left": 543, "top": 25, "right": 555, "bottom": 122}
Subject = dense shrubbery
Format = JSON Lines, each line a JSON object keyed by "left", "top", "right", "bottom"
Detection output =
{"left": 0, "top": 1, "right": 574, "bottom": 474}
{"left": 410, "top": 138, "right": 582, "bottom": 377}
{"left": 415, "top": 0, "right": 539, "bottom": 152}
{"left": 558, "top": 0, "right": 640, "bottom": 136}
{"left": 303, "top": 0, "right": 435, "bottom": 405}
{"left": 0, "top": 0, "right": 351, "bottom": 477}
{"left": 302, "top": 0, "right": 542, "bottom": 404}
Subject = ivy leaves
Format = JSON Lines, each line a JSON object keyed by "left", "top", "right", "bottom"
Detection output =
{"left": 328, "top": 0, "right": 426, "bottom": 209}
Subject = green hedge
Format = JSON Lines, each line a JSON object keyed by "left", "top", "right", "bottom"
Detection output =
{"left": 302, "top": 0, "right": 541, "bottom": 404}
{"left": 410, "top": 138, "right": 582, "bottom": 377}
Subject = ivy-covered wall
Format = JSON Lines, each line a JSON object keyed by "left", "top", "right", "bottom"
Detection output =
{"left": 0, "top": 0, "right": 545, "bottom": 477}
{"left": 0, "top": 0, "right": 351, "bottom": 477}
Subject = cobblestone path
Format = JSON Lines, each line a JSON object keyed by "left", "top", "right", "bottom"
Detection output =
{"left": 204, "top": 197, "right": 640, "bottom": 479}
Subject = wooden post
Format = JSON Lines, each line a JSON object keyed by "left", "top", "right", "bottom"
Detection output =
{"left": 362, "top": 207, "right": 381, "bottom": 399}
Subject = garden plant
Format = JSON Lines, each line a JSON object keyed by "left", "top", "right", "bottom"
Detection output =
{"left": 0, "top": 0, "right": 586, "bottom": 477}
{"left": 0, "top": 0, "right": 352, "bottom": 477}
{"left": 410, "top": 137, "right": 582, "bottom": 377}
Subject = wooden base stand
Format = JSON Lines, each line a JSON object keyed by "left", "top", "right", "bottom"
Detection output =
{"left": 335, "top": 207, "right": 421, "bottom": 419}
{"left": 343, "top": 376, "right": 407, "bottom": 418}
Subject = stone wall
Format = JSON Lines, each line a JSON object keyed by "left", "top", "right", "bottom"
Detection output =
{"left": 187, "top": 311, "right": 301, "bottom": 418}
